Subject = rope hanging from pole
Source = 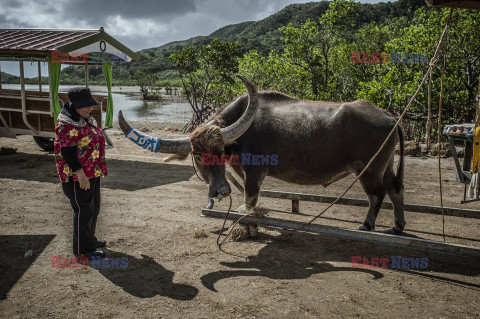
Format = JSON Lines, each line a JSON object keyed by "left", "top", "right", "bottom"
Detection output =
{"left": 426, "top": 64, "right": 433, "bottom": 150}
{"left": 436, "top": 5, "right": 457, "bottom": 242}
{"left": 437, "top": 67, "right": 446, "bottom": 242}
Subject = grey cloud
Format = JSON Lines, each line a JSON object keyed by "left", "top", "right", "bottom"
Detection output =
{"left": 116, "top": 34, "right": 158, "bottom": 52}
{"left": 109, "top": 0, "right": 309, "bottom": 50}
{"left": 193, "top": 0, "right": 308, "bottom": 22}
{"left": 0, "top": 13, "right": 31, "bottom": 29}
{"left": 3, "top": 0, "right": 22, "bottom": 8}
{"left": 64, "top": 0, "right": 197, "bottom": 23}
{"left": 0, "top": 0, "right": 383, "bottom": 53}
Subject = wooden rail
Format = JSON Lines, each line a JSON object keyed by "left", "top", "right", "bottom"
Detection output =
{"left": 202, "top": 208, "right": 480, "bottom": 259}
{"left": 259, "top": 190, "right": 480, "bottom": 219}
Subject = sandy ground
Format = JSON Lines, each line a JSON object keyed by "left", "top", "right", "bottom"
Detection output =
{"left": 0, "top": 124, "right": 479, "bottom": 319}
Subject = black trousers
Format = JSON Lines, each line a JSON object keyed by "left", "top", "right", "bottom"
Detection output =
{"left": 62, "top": 177, "right": 101, "bottom": 255}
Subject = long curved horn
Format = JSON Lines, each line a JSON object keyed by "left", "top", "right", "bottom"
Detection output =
{"left": 118, "top": 111, "right": 191, "bottom": 154}
{"left": 220, "top": 75, "right": 259, "bottom": 142}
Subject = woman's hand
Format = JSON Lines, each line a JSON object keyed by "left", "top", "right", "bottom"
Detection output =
{"left": 75, "top": 169, "right": 90, "bottom": 190}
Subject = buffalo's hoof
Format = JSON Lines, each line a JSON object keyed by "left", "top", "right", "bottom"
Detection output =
{"left": 206, "top": 198, "right": 214, "bottom": 209}
{"left": 359, "top": 223, "right": 374, "bottom": 232}
{"left": 358, "top": 225, "right": 370, "bottom": 231}
{"left": 236, "top": 204, "right": 247, "bottom": 214}
{"left": 384, "top": 225, "right": 404, "bottom": 235}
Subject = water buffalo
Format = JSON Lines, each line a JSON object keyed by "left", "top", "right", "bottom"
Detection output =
{"left": 118, "top": 76, "right": 406, "bottom": 234}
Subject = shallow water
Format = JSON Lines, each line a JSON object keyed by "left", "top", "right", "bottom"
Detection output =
{"left": 2, "top": 84, "right": 192, "bottom": 123}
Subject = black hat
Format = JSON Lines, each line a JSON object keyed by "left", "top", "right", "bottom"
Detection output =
{"left": 67, "top": 87, "right": 99, "bottom": 109}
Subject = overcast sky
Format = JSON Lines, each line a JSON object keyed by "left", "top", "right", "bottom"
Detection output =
{"left": 0, "top": 0, "right": 382, "bottom": 77}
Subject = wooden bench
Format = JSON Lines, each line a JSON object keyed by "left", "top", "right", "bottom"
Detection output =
{"left": 0, "top": 89, "right": 107, "bottom": 136}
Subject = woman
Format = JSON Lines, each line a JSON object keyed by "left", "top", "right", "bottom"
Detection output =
{"left": 54, "top": 87, "right": 108, "bottom": 258}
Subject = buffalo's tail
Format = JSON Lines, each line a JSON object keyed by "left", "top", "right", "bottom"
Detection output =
{"left": 395, "top": 125, "right": 405, "bottom": 193}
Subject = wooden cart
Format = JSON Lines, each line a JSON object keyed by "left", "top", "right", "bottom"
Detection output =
{"left": 0, "top": 27, "right": 139, "bottom": 150}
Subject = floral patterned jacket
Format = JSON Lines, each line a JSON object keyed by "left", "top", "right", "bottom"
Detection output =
{"left": 54, "top": 113, "right": 108, "bottom": 183}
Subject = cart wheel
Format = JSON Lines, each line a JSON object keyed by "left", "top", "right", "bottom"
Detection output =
{"left": 33, "top": 136, "right": 54, "bottom": 151}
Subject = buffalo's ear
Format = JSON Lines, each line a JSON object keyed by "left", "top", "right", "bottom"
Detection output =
{"left": 224, "top": 139, "right": 238, "bottom": 147}
{"left": 163, "top": 153, "right": 190, "bottom": 163}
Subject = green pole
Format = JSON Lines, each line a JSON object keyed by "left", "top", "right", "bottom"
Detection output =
{"left": 48, "top": 55, "right": 61, "bottom": 124}
{"left": 102, "top": 62, "right": 114, "bottom": 128}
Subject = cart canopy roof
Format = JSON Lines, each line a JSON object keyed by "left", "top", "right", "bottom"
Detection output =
{"left": 0, "top": 27, "right": 139, "bottom": 63}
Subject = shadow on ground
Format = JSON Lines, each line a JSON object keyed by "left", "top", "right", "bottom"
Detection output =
{"left": 0, "top": 234, "right": 56, "bottom": 300}
{"left": 0, "top": 152, "right": 194, "bottom": 191}
{"left": 201, "top": 230, "right": 480, "bottom": 292}
{"left": 93, "top": 250, "right": 198, "bottom": 300}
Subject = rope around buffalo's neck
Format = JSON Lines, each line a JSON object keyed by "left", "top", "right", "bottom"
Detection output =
{"left": 216, "top": 195, "right": 233, "bottom": 246}
{"left": 191, "top": 153, "right": 205, "bottom": 182}
{"left": 190, "top": 152, "right": 250, "bottom": 257}
{"left": 215, "top": 198, "right": 265, "bottom": 260}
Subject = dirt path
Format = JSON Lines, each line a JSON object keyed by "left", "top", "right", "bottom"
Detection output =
{"left": 1, "top": 127, "right": 479, "bottom": 318}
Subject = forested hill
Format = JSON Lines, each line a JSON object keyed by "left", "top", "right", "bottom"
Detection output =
{"left": 1, "top": 71, "right": 18, "bottom": 82}
{"left": 112, "top": 0, "right": 426, "bottom": 82}
{"left": 155, "top": 0, "right": 425, "bottom": 53}
{"left": 6, "top": 0, "right": 427, "bottom": 85}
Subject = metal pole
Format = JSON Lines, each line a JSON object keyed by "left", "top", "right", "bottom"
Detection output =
{"left": 85, "top": 63, "right": 89, "bottom": 87}
{"left": 38, "top": 62, "right": 42, "bottom": 92}
{"left": 476, "top": 78, "right": 480, "bottom": 199}
{"left": 19, "top": 61, "right": 39, "bottom": 135}
{"left": 47, "top": 61, "right": 52, "bottom": 116}
{"left": 0, "top": 66, "right": 11, "bottom": 133}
